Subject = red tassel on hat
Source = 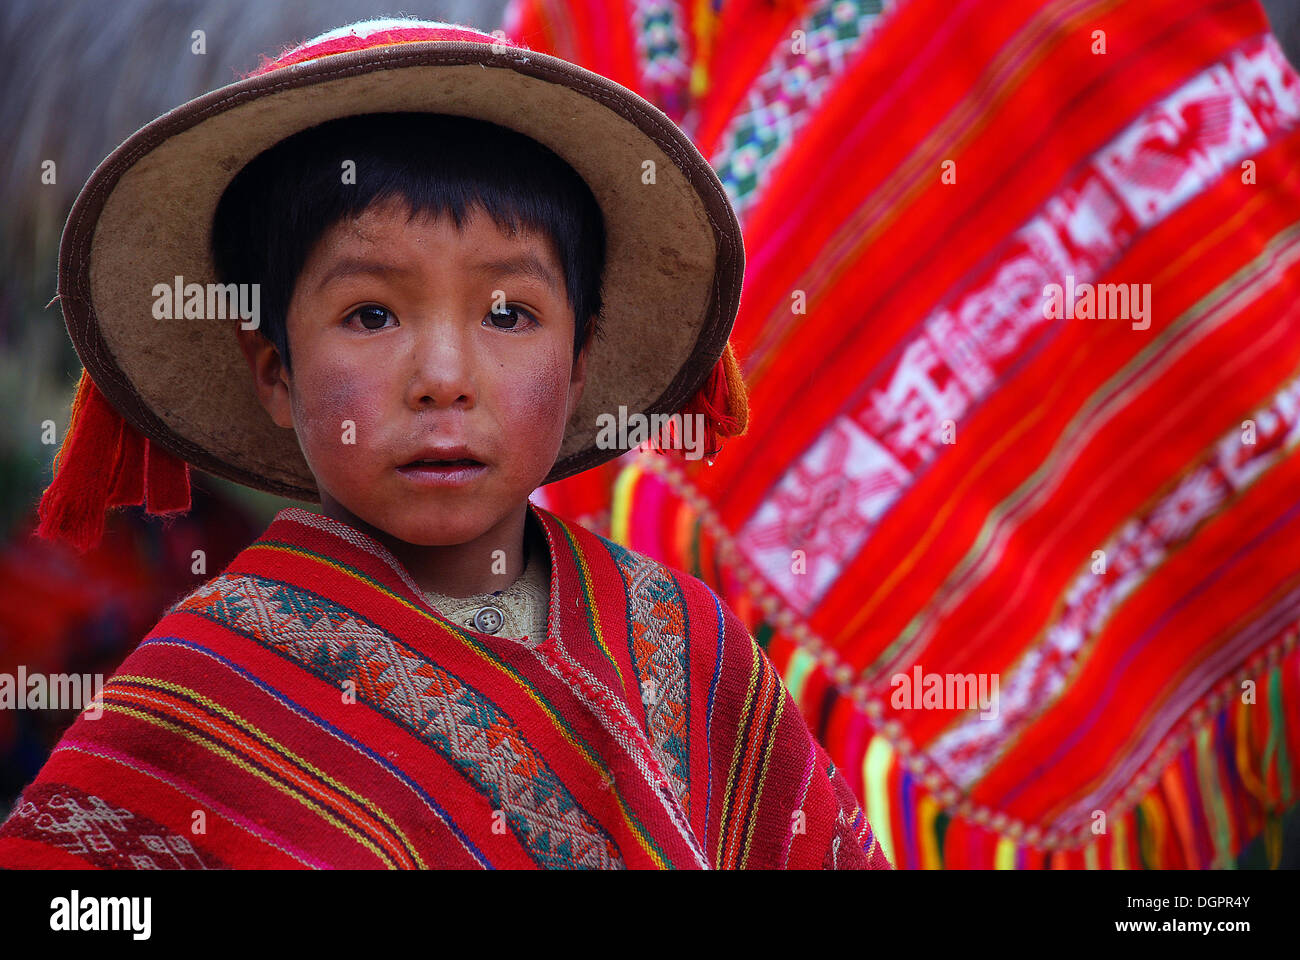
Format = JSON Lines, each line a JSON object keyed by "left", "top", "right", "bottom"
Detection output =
{"left": 35, "top": 368, "right": 192, "bottom": 553}
{"left": 655, "top": 340, "right": 750, "bottom": 461}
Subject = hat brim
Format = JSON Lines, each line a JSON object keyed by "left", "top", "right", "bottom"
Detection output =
{"left": 58, "top": 40, "right": 744, "bottom": 501}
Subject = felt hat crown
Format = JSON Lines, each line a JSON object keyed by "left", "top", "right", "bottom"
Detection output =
{"left": 37, "top": 17, "right": 749, "bottom": 552}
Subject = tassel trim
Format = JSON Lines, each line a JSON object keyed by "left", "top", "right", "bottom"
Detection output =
{"left": 35, "top": 369, "right": 192, "bottom": 553}
{"left": 650, "top": 340, "right": 750, "bottom": 462}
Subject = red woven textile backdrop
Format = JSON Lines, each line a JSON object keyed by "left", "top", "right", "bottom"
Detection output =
{"left": 507, "top": 0, "right": 1300, "bottom": 868}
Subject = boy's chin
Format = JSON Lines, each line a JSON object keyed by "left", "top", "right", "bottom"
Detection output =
{"left": 346, "top": 498, "right": 519, "bottom": 548}
{"left": 318, "top": 469, "right": 542, "bottom": 546}
{"left": 388, "top": 519, "right": 492, "bottom": 547}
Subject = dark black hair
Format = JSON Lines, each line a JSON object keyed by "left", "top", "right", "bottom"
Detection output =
{"left": 211, "top": 112, "right": 607, "bottom": 374}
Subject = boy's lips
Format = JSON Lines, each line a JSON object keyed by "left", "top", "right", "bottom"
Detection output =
{"left": 397, "top": 445, "right": 488, "bottom": 487}
{"left": 398, "top": 444, "right": 484, "bottom": 468}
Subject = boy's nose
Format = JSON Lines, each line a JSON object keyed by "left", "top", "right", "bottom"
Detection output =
{"left": 404, "top": 317, "right": 478, "bottom": 409}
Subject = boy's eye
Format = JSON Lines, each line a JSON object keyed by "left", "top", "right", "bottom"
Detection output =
{"left": 347, "top": 305, "right": 397, "bottom": 331}
{"left": 484, "top": 305, "right": 538, "bottom": 332}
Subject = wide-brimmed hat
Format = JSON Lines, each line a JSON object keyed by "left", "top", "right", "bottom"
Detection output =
{"left": 37, "top": 17, "right": 749, "bottom": 552}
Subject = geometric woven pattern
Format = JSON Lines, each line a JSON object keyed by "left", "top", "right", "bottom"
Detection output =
{"left": 178, "top": 573, "right": 620, "bottom": 869}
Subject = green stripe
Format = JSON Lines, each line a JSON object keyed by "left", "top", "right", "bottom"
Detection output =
{"left": 556, "top": 522, "right": 626, "bottom": 685}
{"left": 1268, "top": 664, "right": 1292, "bottom": 808}
{"left": 539, "top": 523, "right": 675, "bottom": 868}
{"left": 783, "top": 647, "right": 817, "bottom": 709}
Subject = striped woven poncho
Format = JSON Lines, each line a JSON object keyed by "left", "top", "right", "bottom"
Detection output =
{"left": 0, "top": 504, "right": 892, "bottom": 869}
{"left": 507, "top": 0, "right": 1300, "bottom": 868}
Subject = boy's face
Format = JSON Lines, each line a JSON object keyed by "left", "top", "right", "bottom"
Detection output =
{"left": 238, "top": 196, "right": 588, "bottom": 548}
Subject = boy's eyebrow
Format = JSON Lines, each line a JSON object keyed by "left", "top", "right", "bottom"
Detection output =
{"left": 312, "top": 253, "right": 562, "bottom": 297}
{"left": 313, "top": 258, "right": 415, "bottom": 294}
{"left": 470, "top": 253, "right": 561, "bottom": 297}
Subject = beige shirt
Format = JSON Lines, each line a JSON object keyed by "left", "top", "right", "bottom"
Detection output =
{"left": 420, "top": 512, "right": 551, "bottom": 644}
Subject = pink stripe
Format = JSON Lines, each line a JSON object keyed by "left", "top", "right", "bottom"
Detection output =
{"left": 780, "top": 740, "right": 819, "bottom": 868}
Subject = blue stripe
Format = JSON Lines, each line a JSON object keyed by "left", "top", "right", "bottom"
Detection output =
{"left": 704, "top": 589, "right": 727, "bottom": 855}
{"left": 138, "top": 635, "right": 493, "bottom": 869}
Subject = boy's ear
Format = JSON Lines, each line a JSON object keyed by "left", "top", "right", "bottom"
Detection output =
{"left": 565, "top": 336, "right": 589, "bottom": 425}
{"left": 235, "top": 327, "right": 294, "bottom": 430}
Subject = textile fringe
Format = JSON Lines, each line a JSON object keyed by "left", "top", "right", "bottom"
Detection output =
{"left": 35, "top": 369, "right": 192, "bottom": 554}
{"left": 689, "top": 0, "right": 718, "bottom": 98}
{"left": 611, "top": 456, "right": 1300, "bottom": 868}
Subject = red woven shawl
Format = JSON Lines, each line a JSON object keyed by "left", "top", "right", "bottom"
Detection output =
{"left": 0, "top": 504, "right": 891, "bottom": 869}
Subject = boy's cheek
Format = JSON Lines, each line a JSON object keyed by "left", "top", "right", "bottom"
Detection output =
{"left": 524, "top": 369, "right": 568, "bottom": 428}
{"left": 521, "top": 343, "right": 575, "bottom": 425}
{"left": 506, "top": 361, "right": 573, "bottom": 461}
{"left": 291, "top": 369, "right": 385, "bottom": 467}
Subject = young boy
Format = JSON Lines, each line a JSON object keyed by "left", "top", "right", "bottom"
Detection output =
{"left": 0, "top": 19, "right": 892, "bottom": 870}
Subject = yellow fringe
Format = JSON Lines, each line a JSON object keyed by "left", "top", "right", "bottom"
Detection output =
{"left": 689, "top": 0, "right": 716, "bottom": 98}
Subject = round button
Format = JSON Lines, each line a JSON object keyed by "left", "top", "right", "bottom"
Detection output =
{"left": 472, "top": 605, "right": 505, "bottom": 635}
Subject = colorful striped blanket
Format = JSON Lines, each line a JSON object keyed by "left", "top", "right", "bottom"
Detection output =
{"left": 0, "top": 504, "right": 892, "bottom": 869}
{"left": 507, "top": 0, "right": 1300, "bottom": 868}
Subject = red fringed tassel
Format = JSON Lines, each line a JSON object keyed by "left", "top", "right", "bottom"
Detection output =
{"left": 35, "top": 369, "right": 192, "bottom": 553}
{"left": 655, "top": 340, "right": 750, "bottom": 461}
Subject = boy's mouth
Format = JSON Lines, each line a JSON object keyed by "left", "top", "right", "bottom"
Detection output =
{"left": 398, "top": 443, "right": 484, "bottom": 468}
{"left": 397, "top": 446, "right": 488, "bottom": 487}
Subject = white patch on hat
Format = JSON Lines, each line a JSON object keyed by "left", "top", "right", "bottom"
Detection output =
{"left": 284, "top": 18, "right": 494, "bottom": 57}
